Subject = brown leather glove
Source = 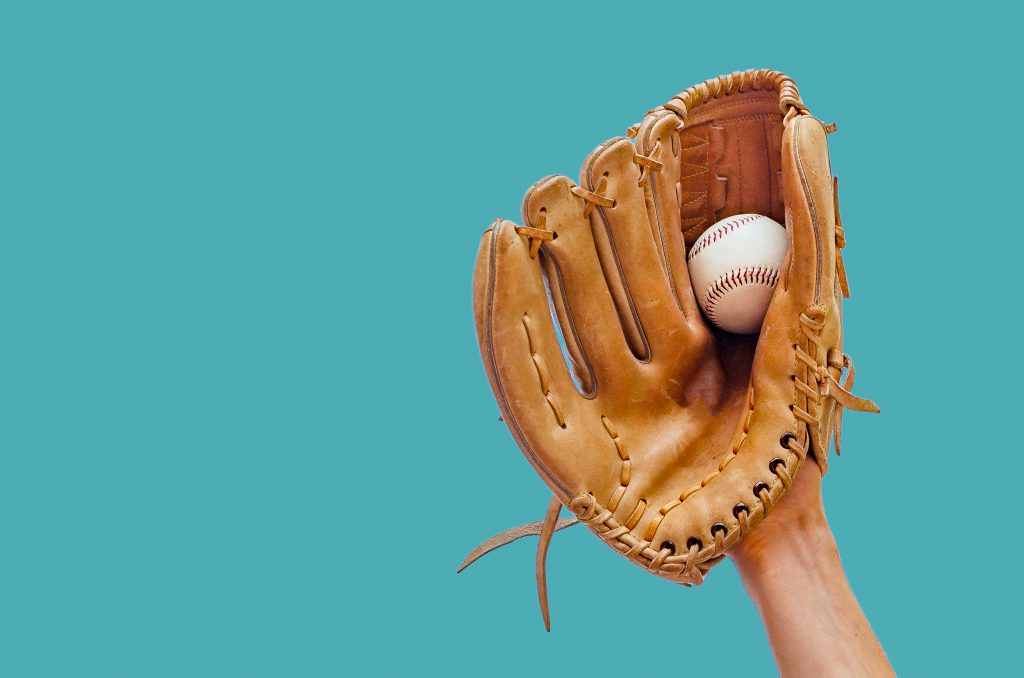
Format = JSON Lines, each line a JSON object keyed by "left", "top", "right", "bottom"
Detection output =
{"left": 462, "top": 69, "right": 878, "bottom": 629}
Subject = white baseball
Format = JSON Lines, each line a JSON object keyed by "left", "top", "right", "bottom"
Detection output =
{"left": 686, "top": 214, "right": 788, "bottom": 334}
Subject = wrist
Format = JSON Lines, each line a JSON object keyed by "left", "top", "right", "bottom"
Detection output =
{"left": 733, "top": 516, "right": 835, "bottom": 589}
{"left": 731, "top": 512, "right": 837, "bottom": 583}
{"left": 727, "top": 457, "right": 833, "bottom": 578}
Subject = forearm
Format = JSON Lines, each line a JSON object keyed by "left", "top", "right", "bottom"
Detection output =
{"left": 732, "top": 512, "right": 895, "bottom": 678}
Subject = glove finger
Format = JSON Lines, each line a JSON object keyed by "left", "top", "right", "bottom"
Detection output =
{"left": 779, "top": 115, "right": 836, "bottom": 305}
{"left": 579, "top": 138, "right": 694, "bottom": 368}
{"left": 521, "top": 175, "right": 635, "bottom": 396}
{"left": 634, "top": 110, "right": 704, "bottom": 324}
{"left": 473, "top": 219, "right": 591, "bottom": 499}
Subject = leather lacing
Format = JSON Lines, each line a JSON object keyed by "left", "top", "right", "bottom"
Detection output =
{"left": 515, "top": 153, "right": 662, "bottom": 258}
{"left": 626, "top": 68, "right": 808, "bottom": 135}
{"left": 833, "top": 176, "right": 851, "bottom": 298}
{"left": 794, "top": 308, "right": 880, "bottom": 460}
{"left": 514, "top": 210, "right": 554, "bottom": 259}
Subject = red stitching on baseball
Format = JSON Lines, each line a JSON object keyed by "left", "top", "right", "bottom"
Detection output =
{"left": 703, "top": 266, "right": 780, "bottom": 323}
{"left": 686, "top": 215, "right": 761, "bottom": 261}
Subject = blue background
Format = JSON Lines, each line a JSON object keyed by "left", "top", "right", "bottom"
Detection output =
{"left": 1, "top": 1, "right": 1019, "bottom": 676}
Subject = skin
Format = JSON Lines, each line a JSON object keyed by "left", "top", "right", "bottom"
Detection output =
{"left": 729, "top": 459, "right": 896, "bottom": 677}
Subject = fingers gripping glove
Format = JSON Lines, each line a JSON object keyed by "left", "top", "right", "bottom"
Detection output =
{"left": 461, "top": 69, "right": 878, "bottom": 629}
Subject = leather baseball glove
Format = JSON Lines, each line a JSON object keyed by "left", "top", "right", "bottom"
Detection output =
{"left": 460, "top": 69, "right": 878, "bottom": 629}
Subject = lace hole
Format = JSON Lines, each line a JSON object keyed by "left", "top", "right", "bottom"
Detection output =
{"left": 711, "top": 522, "right": 727, "bottom": 537}
{"left": 753, "top": 481, "right": 770, "bottom": 498}
{"left": 686, "top": 537, "right": 703, "bottom": 551}
{"left": 779, "top": 432, "right": 796, "bottom": 448}
{"left": 769, "top": 458, "right": 786, "bottom": 474}
{"left": 659, "top": 540, "right": 676, "bottom": 555}
{"left": 733, "top": 503, "right": 749, "bottom": 518}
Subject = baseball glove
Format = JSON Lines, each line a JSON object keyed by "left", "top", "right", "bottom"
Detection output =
{"left": 461, "top": 69, "right": 878, "bottom": 629}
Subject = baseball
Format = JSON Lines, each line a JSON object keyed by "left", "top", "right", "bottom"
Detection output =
{"left": 686, "top": 214, "right": 788, "bottom": 334}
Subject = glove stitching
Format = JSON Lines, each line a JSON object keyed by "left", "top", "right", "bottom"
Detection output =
{"left": 522, "top": 314, "right": 566, "bottom": 429}
{"left": 600, "top": 415, "right": 631, "bottom": 513}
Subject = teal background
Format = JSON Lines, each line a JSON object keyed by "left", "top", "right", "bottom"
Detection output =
{"left": 1, "top": 1, "right": 1019, "bottom": 676}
